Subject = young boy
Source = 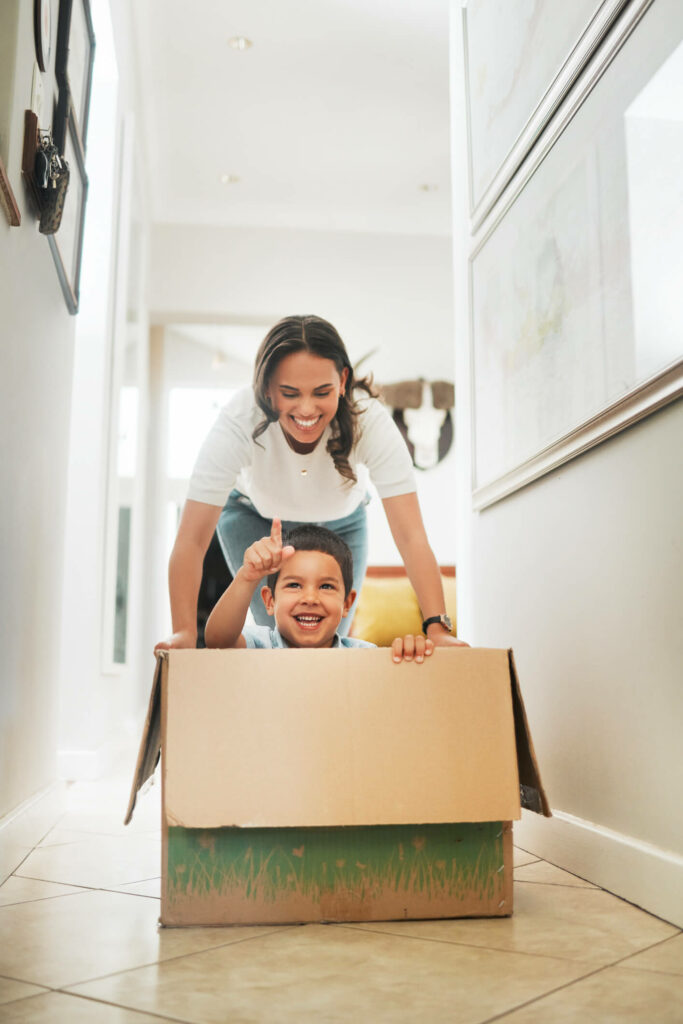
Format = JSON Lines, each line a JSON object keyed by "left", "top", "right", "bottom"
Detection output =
{"left": 204, "top": 519, "right": 434, "bottom": 663}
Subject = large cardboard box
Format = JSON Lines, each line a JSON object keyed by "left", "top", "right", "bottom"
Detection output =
{"left": 126, "top": 648, "right": 549, "bottom": 927}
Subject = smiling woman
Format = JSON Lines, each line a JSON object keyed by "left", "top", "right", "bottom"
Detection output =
{"left": 156, "top": 315, "right": 468, "bottom": 650}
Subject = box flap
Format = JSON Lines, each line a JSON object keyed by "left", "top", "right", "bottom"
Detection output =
{"left": 161, "top": 647, "right": 523, "bottom": 829}
{"left": 124, "top": 653, "right": 165, "bottom": 825}
{"left": 508, "top": 650, "right": 551, "bottom": 817}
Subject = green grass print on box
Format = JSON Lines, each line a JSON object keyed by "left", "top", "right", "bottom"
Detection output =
{"left": 167, "top": 821, "right": 505, "bottom": 912}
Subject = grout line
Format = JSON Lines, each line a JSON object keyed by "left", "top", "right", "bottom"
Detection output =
{"left": 511, "top": 878, "right": 599, "bottom": 890}
{"left": 594, "top": 932, "right": 683, "bottom": 974}
{"left": 335, "top": 922, "right": 600, "bottom": 965}
{"left": 60, "top": 925, "right": 300, "bottom": 990}
{"left": 114, "top": 876, "right": 161, "bottom": 886}
{"left": 54, "top": 990, "right": 192, "bottom": 1023}
{"left": 479, "top": 963, "right": 614, "bottom": 1023}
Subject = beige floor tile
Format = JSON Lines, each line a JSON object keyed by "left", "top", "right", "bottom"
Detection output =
{"left": 57, "top": 804, "right": 161, "bottom": 838}
{"left": 494, "top": 965, "right": 683, "bottom": 1022}
{"left": 68, "top": 923, "right": 595, "bottom": 1024}
{"left": 0, "top": 876, "right": 85, "bottom": 907}
{"left": 347, "top": 881, "right": 679, "bottom": 965}
{"left": 513, "top": 847, "right": 540, "bottom": 868}
{"left": 514, "top": 860, "right": 597, "bottom": 888}
{"left": 114, "top": 878, "right": 161, "bottom": 899}
{"left": 37, "top": 828, "right": 107, "bottom": 848}
{"left": 0, "top": 977, "right": 49, "bottom": 1006}
{"left": 0, "top": 888, "right": 281, "bottom": 989}
{"left": 0, "top": 991, "right": 182, "bottom": 1023}
{"left": 15, "top": 833, "right": 160, "bottom": 889}
{"left": 621, "top": 932, "right": 683, "bottom": 976}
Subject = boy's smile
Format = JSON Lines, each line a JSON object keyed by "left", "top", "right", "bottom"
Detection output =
{"left": 261, "top": 550, "right": 355, "bottom": 648}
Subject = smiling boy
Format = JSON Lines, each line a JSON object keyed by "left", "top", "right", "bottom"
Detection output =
{"left": 204, "top": 520, "right": 433, "bottom": 662}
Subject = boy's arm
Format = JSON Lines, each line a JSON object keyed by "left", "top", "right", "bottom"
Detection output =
{"left": 204, "top": 518, "right": 294, "bottom": 649}
{"left": 204, "top": 572, "right": 258, "bottom": 648}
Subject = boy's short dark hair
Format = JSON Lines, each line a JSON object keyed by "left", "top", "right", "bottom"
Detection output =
{"left": 267, "top": 525, "right": 354, "bottom": 597}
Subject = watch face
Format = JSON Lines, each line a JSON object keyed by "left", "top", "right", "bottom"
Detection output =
{"left": 442, "top": 615, "right": 453, "bottom": 632}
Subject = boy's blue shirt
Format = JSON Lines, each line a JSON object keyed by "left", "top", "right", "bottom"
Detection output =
{"left": 243, "top": 625, "right": 375, "bottom": 649}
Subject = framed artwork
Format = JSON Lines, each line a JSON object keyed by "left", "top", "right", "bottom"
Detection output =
{"left": 463, "top": 0, "right": 632, "bottom": 226}
{"left": 55, "top": 0, "right": 95, "bottom": 148}
{"left": 470, "top": 0, "right": 683, "bottom": 509}
{"left": 48, "top": 96, "right": 88, "bottom": 314}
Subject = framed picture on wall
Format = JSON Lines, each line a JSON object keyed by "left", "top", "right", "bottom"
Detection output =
{"left": 48, "top": 96, "right": 88, "bottom": 314}
{"left": 469, "top": 0, "right": 683, "bottom": 510}
{"left": 55, "top": 0, "right": 95, "bottom": 149}
{"left": 462, "top": 0, "right": 631, "bottom": 227}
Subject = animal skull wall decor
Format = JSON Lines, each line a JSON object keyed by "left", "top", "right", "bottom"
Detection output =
{"left": 379, "top": 379, "right": 455, "bottom": 470}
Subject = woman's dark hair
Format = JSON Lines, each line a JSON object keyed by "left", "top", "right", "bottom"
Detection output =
{"left": 252, "top": 315, "right": 377, "bottom": 485}
{"left": 266, "top": 525, "right": 354, "bottom": 597}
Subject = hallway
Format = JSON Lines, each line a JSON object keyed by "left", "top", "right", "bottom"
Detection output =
{"left": 0, "top": 752, "right": 681, "bottom": 1022}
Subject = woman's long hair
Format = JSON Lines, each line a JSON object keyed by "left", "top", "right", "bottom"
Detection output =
{"left": 252, "top": 315, "right": 377, "bottom": 485}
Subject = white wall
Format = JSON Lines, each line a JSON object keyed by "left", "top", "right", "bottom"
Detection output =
{"left": 0, "top": 1, "right": 76, "bottom": 870}
{"left": 57, "top": 1, "right": 152, "bottom": 780}
{"left": 149, "top": 223, "right": 455, "bottom": 384}
{"left": 450, "top": 0, "right": 683, "bottom": 926}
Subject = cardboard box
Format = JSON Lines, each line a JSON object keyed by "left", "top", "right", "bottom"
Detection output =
{"left": 126, "top": 648, "right": 549, "bottom": 927}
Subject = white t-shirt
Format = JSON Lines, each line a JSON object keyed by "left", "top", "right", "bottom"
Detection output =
{"left": 187, "top": 387, "right": 416, "bottom": 521}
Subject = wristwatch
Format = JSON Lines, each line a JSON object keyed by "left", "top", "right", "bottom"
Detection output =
{"left": 422, "top": 614, "right": 453, "bottom": 635}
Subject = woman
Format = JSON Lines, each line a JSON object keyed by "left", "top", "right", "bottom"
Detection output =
{"left": 156, "top": 315, "right": 465, "bottom": 650}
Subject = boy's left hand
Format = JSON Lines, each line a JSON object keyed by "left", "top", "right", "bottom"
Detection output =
{"left": 391, "top": 634, "right": 434, "bottom": 664}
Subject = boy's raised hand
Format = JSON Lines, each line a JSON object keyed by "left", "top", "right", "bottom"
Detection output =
{"left": 391, "top": 634, "right": 434, "bottom": 664}
{"left": 240, "top": 518, "right": 296, "bottom": 583}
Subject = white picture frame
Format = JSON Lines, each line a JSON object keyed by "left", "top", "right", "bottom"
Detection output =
{"left": 463, "top": 0, "right": 632, "bottom": 228}
{"left": 470, "top": 0, "right": 683, "bottom": 510}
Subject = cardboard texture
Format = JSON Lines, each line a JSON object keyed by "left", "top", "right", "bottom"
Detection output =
{"left": 127, "top": 648, "right": 549, "bottom": 927}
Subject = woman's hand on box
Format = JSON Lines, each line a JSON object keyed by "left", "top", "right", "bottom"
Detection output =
{"left": 154, "top": 628, "right": 197, "bottom": 654}
{"left": 391, "top": 634, "right": 434, "bottom": 664}
{"left": 429, "top": 632, "right": 470, "bottom": 648}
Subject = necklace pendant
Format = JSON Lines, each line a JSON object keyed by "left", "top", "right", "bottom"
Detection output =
{"left": 301, "top": 468, "right": 307, "bottom": 476}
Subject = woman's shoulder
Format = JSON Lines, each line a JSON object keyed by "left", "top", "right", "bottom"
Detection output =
{"left": 224, "top": 386, "right": 257, "bottom": 414}
{"left": 353, "top": 390, "right": 392, "bottom": 431}
{"left": 219, "top": 387, "right": 262, "bottom": 427}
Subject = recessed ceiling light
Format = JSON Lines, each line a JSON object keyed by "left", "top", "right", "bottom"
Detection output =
{"left": 418, "top": 183, "right": 439, "bottom": 192}
{"left": 228, "top": 36, "right": 253, "bottom": 51}
{"left": 220, "top": 174, "right": 241, "bottom": 185}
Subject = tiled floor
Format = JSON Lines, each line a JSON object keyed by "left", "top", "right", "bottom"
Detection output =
{"left": 1, "top": 763, "right": 681, "bottom": 1023}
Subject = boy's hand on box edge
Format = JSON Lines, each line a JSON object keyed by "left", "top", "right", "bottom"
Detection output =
{"left": 240, "top": 517, "right": 295, "bottom": 582}
{"left": 391, "top": 634, "right": 434, "bottom": 664}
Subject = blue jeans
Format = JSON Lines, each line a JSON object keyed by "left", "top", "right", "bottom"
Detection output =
{"left": 216, "top": 490, "right": 369, "bottom": 636}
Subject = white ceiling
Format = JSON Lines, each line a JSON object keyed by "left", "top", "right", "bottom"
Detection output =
{"left": 130, "top": 0, "right": 452, "bottom": 236}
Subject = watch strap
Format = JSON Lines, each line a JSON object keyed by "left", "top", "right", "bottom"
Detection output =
{"left": 422, "top": 614, "right": 452, "bottom": 635}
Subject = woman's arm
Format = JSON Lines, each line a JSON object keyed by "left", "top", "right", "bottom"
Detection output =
{"left": 154, "top": 499, "right": 222, "bottom": 652}
{"left": 382, "top": 492, "right": 468, "bottom": 647}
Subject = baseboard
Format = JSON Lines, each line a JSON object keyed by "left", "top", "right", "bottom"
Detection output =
{"left": 0, "top": 782, "right": 67, "bottom": 884}
{"left": 515, "top": 808, "right": 683, "bottom": 928}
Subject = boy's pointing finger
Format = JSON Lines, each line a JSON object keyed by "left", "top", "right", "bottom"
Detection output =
{"left": 270, "top": 517, "right": 282, "bottom": 546}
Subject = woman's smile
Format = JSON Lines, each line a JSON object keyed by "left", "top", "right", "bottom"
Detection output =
{"left": 290, "top": 414, "right": 322, "bottom": 433}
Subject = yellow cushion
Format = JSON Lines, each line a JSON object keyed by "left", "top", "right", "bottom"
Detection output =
{"left": 350, "top": 575, "right": 457, "bottom": 647}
